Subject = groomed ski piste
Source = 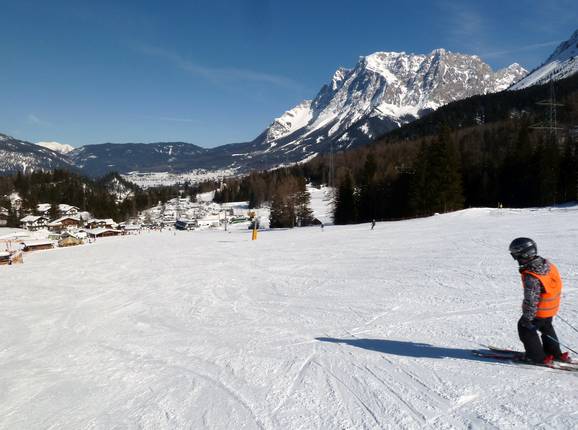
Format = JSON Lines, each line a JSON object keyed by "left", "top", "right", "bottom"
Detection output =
{"left": 1, "top": 206, "right": 578, "bottom": 429}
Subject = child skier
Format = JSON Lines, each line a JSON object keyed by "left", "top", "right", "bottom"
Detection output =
{"left": 509, "top": 237, "right": 571, "bottom": 364}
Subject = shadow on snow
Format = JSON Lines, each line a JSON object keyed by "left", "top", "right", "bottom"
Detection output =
{"left": 316, "top": 337, "right": 494, "bottom": 363}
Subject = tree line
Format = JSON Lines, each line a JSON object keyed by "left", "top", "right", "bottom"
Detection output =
{"left": 205, "top": 74, "right": 578, "bottom": 226}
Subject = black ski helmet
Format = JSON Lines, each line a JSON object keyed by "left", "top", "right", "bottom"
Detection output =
{"left": 509, "top": 237, "right": 537, "bottom": 260}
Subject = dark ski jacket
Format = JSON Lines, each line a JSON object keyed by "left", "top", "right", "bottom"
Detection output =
{"left": 518, "top": 256, "right": 550, "bottom": 325}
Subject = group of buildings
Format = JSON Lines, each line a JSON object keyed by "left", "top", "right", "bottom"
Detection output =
{"left": 1, "top": 193, "right": 264, "bottom": 266}
{"left": 0, "top": 199, "right": 139, "bottom": 265}
{"left": 140, "top": 196, "right": 253, "bottom": 231}
{"left": 18, "top": 203, "right": 125, "bottom": 238}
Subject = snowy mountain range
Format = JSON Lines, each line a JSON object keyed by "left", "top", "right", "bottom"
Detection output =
{"left": 511, "top": 29, "right": 578, "bottom": 90}
{"left": 5, "top": 30, "right": 578, "bottom": 179}
{"left": 70, "top": 142, "right": 212, "bottom": 177}
{"left": 226, "top": 49, "right": 526, "bottom": 168}
{"left": 61, "top": 49, "right": 526, "bottom": 176}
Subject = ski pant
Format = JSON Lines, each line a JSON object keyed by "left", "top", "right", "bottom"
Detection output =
{"left": 517, "top": 316, "right": 562, "bottom": 362}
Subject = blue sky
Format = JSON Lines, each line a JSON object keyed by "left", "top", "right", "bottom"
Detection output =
{"left": 2, "top": 0, "right": 576, "bottom": 148}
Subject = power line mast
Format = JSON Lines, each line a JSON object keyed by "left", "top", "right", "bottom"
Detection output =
{"left": 530, "top": 81, "right": 564, "bottom": 143}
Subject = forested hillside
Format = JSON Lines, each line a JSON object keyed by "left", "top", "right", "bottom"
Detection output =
{"left": 210, "top": 74, "right": 578, "bottom": 225}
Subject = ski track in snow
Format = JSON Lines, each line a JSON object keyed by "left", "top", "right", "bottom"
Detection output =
{"left": 1, "top": 207, "right": 578, "bottom": 429}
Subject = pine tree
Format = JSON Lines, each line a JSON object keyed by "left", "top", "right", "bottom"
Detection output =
{"left": 408, "top": 127, "right": 464, "bottom": 216}
{"left": 357, "top": 153, "right": 378, "bottom": 222}
{"left": 333, "top": 173, "right": 356, "bottom": 224}
{"left": 269, "top": 177, "right": 299, "bottom": 228}
{"left": 535, "top": 135, "right": 560, "bottom": 206}
{"left": 49, "top": 203, "right": 59, "bottom": 220}
{"left": 295, "top": 179, "right": 314, "bottom": 226}
{"left": 409, "top": 142, "right": 431, "bottom": 216}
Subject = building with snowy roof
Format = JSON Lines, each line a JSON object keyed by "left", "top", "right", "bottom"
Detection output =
{"left": 20, "top": 240, "right": 55, "bottom": 252}
{"left": 20, "top": 215, "right": 49, "bottom": 231}
{"left": 58, "top": 204, "right": 80, "bottom": 216}
{"left": 85, "top": 219, "right": 117, "bottom": 229}
{"left": 47, "top": 216, "right": 82, "bottom": 233}
{"left": 85, "top": 228, "right": 122, "bottom": 238}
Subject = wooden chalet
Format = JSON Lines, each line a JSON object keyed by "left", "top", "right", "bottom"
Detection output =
{"left": 86, "top": 228, "right": 122, "bottom": 238}
{"left": 20, "top": 215, "right": 49, "bottom": 231}
{"left": 58, "top": 204, "right": 80, "bottom": 216}
{"left": 85, "top": 218, "right": 117, "bottom": 230}
{"left": 47, "top": 216, "right": 82, "bottom": 232}
{"left": 36, "top": 203, "right": 52, "bottom": 215}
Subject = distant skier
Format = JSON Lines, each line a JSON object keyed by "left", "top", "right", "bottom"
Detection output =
{"left": 371, "top": 219, "right": 376, "bottom": 230}
{"left": 509, "top": 237, "right": 570, "bottom": 364}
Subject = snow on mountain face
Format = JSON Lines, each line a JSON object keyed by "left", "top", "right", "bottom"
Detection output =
{"left": 36, "top": 141, "right": 75, "bottom": 154}
{"left": 312, "top": 49, "right": 526, "bottom": 125}
{"left": 511, "top": 29, "right": 578, "bottom": 90}
{"left": 234, "top": 49, "right": 526, "bottom": 169}
{"left": 265, "top": 100, "right": 313, "bottom": 144}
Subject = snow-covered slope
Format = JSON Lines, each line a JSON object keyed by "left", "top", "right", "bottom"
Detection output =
{"left": 1, "top": 206, "right": 577, "bottom": 428}
{"left": 265, "top": 100, "right": 313, "bottom": 143}
{"left": 511, "top": 29, "right": 578, "bottom": 90}
{"left": 35, "top": 141, "right": 75, "bottom": 154}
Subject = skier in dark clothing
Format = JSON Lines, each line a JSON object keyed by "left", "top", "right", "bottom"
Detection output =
{"left": 509, "top": 237, "right": 570, "bottom": 364}
{"left": 371, "top": 219, "right": 376, "bottom": 230}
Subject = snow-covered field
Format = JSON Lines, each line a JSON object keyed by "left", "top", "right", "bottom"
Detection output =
{"left": 1, "top": 207, "right": 578, "bottom": 429}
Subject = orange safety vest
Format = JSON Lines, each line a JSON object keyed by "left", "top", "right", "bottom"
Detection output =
{"left": 521, "top": 262, "right": 562, "bottom": 318}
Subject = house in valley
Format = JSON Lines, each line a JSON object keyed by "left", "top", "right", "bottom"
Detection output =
{"left": 58, "top": 204, "right": 80, "bottom": 216}
{"left": 36, "top": 203, "right": 52, "bottom": 216}
{"left": 85, "top": 218, "right": 117, "bottom": 230}
{"left": 47, "top": 216, "right": 82, "bottom": 233}
{"left": 86, "top": 227, "right": 122, "bottom": 238}
{"left": 20, "top": 215, "right": 49, "bottom": 231}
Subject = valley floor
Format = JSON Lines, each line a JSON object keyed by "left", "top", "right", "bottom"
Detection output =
{"left": 1, "top": 207, "right": 578, "bottom": 429}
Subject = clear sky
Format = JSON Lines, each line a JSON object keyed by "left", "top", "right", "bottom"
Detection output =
{"left": 2, "top": 0, "right": 576, "bottom": 148}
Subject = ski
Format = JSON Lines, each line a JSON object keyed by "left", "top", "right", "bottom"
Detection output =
{"left": 473, "top": 351, "right": 578, "bottom": 372}
{"left": 486, "top": 345, "right": 520, "bottom": 354}
{"left": 484, "top": 345, "right": 577, "bottom": 365}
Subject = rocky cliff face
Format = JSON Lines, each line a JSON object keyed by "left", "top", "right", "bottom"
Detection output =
{"left": 223, "top": 49, "right": 526, "bottom": 170}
